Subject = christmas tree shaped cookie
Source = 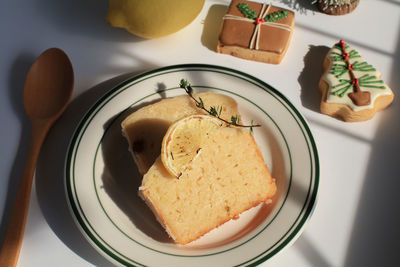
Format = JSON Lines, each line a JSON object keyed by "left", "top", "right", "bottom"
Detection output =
{"left": 319, "top": 40, "right": 394, "bottom": 122}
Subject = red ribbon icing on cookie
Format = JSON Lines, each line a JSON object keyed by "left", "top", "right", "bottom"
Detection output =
{"left": 340, "top": 39, "right": 346, "bottom": 48}
{"left": 255, "top": 17, "right": 265, "bottom": 25}
{"left": 351, "top": 78, "right": 359, "bottom": 86}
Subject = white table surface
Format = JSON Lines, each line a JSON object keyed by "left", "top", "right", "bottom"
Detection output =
{"left": 1, "top": 0, "right": 399, "bottom": 266}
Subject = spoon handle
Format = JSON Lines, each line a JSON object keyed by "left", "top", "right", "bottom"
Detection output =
{"left": 0, "top": 120, "right": 52, "bottom": 267}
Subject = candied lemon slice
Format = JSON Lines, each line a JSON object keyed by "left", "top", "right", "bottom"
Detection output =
{"left": 161, "top": 115, "right": 222, "bottom": 178}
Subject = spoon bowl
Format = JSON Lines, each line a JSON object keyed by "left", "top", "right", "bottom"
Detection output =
{"left": 23, "top": 48, "right": 74, "bottom": 120}
{"left": 0, "top": 48, "right": 74, "bottom": 267}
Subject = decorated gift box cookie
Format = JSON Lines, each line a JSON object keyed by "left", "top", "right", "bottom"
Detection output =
{"left": 319, "top": 40, "right": 394, "bottom": 122}
{"left": 217, "top": 0, "right": 295, "bottom": 64}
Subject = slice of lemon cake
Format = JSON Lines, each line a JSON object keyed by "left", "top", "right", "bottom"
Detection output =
{"left": 121, "top": 92, "right": 238, "bottom": 175}
{"left": 139, "top": 115, "right": 276, "bottom": 245}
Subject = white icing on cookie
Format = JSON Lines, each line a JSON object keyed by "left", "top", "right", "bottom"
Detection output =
{"left": 323, "top": 44, "right": 393, "bottom": 112}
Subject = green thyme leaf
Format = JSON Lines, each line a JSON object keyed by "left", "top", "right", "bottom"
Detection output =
{"left": 210, "top": 106, "right": 219, "bottom": 117}
{"left": 180, "top": 79, "right": 193, "bottom": 95}
{"left": 196, "top": 97, "right": 204, "bottom": 108}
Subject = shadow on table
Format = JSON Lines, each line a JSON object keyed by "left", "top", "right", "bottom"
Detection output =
{"left": 295, "top": 234, "right": 332, "bottom": 267}
{"left": 298, "top": 45, "right": 330, "bottom": 113}
{"left": 34, "top": 0, "right": 142, "bottom": 42}
{"left": 0, "top": 53, "right": 35, "bottom": 244}
{"left": 295, "top": 21, "right": 400, "bottom": 266}
{"left": 343, "top": 25, "right": 400, "bottom": 267}
{"left": 34, "top": 69, "right": 156, "bottom": 267}
{"left": 201, "top": 4, "right": 227, "bottom": 52}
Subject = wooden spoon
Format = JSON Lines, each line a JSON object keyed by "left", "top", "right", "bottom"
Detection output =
{"left": 0, "top": 48, "right": 74, "bottom": 266}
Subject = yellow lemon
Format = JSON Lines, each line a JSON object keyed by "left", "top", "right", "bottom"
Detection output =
{"left": 106, "top": 0, "right": 205, "bottom": 39}
{"left": 161, "top": 115, "right": 222, "bottom": 178}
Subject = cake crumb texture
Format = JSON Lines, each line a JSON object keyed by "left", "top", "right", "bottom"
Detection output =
{"left": 140, "top": 126, "right": 276, "bottom": 244}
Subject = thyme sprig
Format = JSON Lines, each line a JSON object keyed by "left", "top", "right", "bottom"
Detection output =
{"left": 179, "top": 79, "right": 261, "bottom": 132}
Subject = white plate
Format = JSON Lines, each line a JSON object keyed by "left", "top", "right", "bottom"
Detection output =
{"left": 65, "top": 64, "right": 319, "bottom": 267}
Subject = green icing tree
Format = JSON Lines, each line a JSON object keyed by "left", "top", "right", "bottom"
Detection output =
{"left": 329, "top": 40, "right": 386, "bottom": 106}
{"left": 237, "top": 3, "right": 288, "bottom": 22}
